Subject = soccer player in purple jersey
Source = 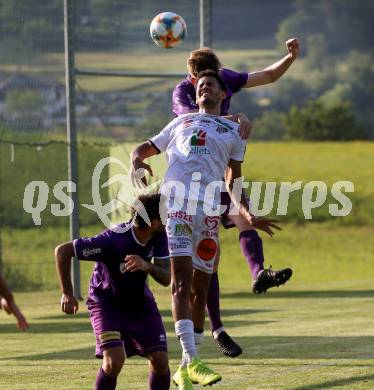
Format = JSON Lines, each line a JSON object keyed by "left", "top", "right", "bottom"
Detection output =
{"left": 131, "top": 70, "right": 280, "bottom": 389}
{"left": 172, "top": 38, "right": 299, "bottom": 358}
{"left": 0, "top": 273, "right": 29, "bottom": 331}
{"left": 55, "top": 194, "right": 171, "bottom": 390}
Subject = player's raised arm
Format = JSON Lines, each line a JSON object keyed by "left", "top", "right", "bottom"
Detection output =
{"left": 130, "top": 141, "right": 159, "bottom": 179}
{"left": 54, "top": 241, "right": 79, "bottom": 315}
{"left": 245, "top": 38, "right": 300, "bottom": 88}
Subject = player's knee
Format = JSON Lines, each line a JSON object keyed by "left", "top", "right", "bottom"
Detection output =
{"left": 191, "top": 287, "right": 208, "bottom": 310}
{"left": 102, "top": 349, "right": 125, "bottom": 377}
{"left": 148, "top": 351, "right": 169, "bottom": 375}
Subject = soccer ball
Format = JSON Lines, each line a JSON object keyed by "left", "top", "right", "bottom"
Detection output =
{"left": 150, "top": 12, "right": 187, "bottom": 49}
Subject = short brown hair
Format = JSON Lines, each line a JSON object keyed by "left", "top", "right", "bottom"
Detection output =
{"left": 196, "top": 70, "right": 227, "bottom": 92}
{"left": 131, "top": 193, "right": 162, "bottom": 228}
{"left": 187, "top": 48, "right": 221, "bottom": 77}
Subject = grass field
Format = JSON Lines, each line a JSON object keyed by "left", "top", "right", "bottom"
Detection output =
{"left": 1, "top": 279, "right": 374, "bottom": 389}
{"left": 1, "top": 141, "right": 374, "bottom": 388}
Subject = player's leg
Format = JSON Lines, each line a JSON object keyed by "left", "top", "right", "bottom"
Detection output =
{"left": 229, "top": 213, "right": 292, "bottom": 293}
{"left": 95, "top": 346, "right": 125, "bottom": 390}
{"left": 147, "top": 351, "right": 170, "bottom": 390}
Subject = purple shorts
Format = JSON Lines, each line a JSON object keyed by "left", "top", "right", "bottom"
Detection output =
{"left": 88, "top": 290, "right": 167, "bottom": 359}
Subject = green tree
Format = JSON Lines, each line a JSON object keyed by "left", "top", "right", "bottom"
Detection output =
{"left": 285, "top": 100, "right": 362, "bottom": 140}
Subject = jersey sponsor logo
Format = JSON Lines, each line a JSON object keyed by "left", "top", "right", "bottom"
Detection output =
{"left": 174, "top": 223, "right": 192, "bottom": 237}
{"left": 167, "top": 211, "right": 192, "bottom": 222}
{"left": 82, "top": 247, "right": 101, "bottom": 257}
{"left": 189, "top": 130, "right": 211, "bottom": 155}
{"left": 216, "top": 125, "right": 229, "bottom": 134}
{"left": 182, "top": 118, "right": 195, "bottom": 128}
{"left": 205, "top": 216, "right": 220, "bottom": 231}
{"left": 191, "top": 129, "right": 207, "bottom": 146}
{"left": 99, "top": 331, "right": 121, "bottom": 343}
{"left": 197, "top": 238, "right": 217, "bottom": 261}
{"left": 214, "top": 117, "right": 234, "bottom": 131}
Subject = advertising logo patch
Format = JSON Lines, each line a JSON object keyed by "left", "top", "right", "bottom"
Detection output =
{"left": 197, "top": 238, "right": 217, "bottom": 261}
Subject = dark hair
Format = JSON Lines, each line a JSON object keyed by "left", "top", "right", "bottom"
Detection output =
{"left": 131, "top": 193, "right": 162, "bottom": 228}
{"left": 196, "top": 69, "right": 227, "bottom": 92}
{"left": 187, "top": 48, "right": 221, "bottom": 77}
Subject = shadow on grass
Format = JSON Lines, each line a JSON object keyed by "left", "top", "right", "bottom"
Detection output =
{"left": 222, "top": 290, "right": 374, "bottom": 299}
{"left": 291, "top": 373, "right": 374, "bottom": 390}
{"left": 0, "top": 320, "right": 91, "bottom": 334}
{"left": 6, "top": 336, "right": 374, "bottom": 362}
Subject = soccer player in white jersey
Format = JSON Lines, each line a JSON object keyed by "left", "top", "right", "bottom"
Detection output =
{"left": 130, "top": 70, "right": 279, "bottom": 389}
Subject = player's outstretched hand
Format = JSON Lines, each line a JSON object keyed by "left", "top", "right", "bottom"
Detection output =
{"left": 1, "top": 297, "right": 29, "bottom": 331}
{"left": 237, "top": 113, "right": 253, "bottom": 140}
{"left": 251, "top": 217, "right": 281, "bottom": 237}
{"left": 286, "top": 38, "right": 300, "bottom": 59}
{"left": 124, "top": 255, "right": 150, "bottom": 273}
{"left": 61, "top": 293, "right": 79, "bottom": 315}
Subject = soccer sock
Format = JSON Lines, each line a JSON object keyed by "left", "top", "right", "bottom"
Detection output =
{"left": 95, "top": 367, "right": 117, "bottom": 390}
{"left": 206, "top": 271, "right": 224, "bottom": 333}
{"left": 239, "top": 230, "right": 265, "bottom": 279}
{"left": 194, "top": 328, "right": 205, "bottom": 353}
{"left": 148, "top": 369, "right": 170, "bottom": 390}
{"left": 175, "top": 319, "right": 197, "bottom": 365}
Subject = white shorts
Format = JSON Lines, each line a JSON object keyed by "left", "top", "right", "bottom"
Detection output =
{"left": 166, "top": 207, "right": 220, "bottom": 274}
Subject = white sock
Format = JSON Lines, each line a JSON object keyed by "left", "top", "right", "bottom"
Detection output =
{"left": 175, "top": 319, "right": 197, "bottom": 364}
{"left": 212, "top": 326, "right": 225, "bottom": 339}
{"left": 194, "top": 330, "right": 205, "bottom": 353}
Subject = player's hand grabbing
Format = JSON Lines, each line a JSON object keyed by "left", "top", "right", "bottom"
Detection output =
{"left": 237, "top": 113, "right": 253, "bottom": 140}
{"left": 251, "top": 216, "right": 281, "bottom": 237}
{"left": 1, "top": 297, "right": 29, "bottom": 331}
{"left": 61, "top": 293, "right": 79, "bottom": 315}
{"left": 130, "top": 158, "right": 153, "bottom": 188}
{"left": 286, "top": 38, "right": 300, "bottom": 60}
{"left": 124, "top": 255, "right": 151, "bottom": 273}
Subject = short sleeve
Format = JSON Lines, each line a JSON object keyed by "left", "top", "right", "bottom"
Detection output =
{"left": 230, "top": 138, "right": 247, "bottom": 162}
{"left": 172, "top": 82, "right": 198, "bottom": 116}
{"left": 73, "top": 229, "right": 113, "bottom": 262}
{"left": 149, "top": 118, "right": 178, "bottom": 153}
{"left": 150, "top": 231, "right": 169, "bottom": 260}
{"left": 221, "top": 68, "right": 248, "bottom": 93}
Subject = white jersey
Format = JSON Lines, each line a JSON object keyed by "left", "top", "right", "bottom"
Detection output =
{"left": 150, "top": 112, "right": 246, "bottom": 206}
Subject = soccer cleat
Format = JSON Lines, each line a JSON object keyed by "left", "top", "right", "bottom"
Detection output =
{"left": 214, "top": 331, "right": 242, "bottom": 358}
{"left": 252, "top": 266, "right": 293, "bottom": 294}
{"left": 187, "top": 357, "right": 222, "bottom": 386}
{"left": 173, "top": 366, "right": 194, "bottom": 389}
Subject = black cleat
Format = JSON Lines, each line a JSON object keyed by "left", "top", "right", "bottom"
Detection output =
{"left": 252, "top": 266, "right": 292, "bottom": 294}
{"left": 214, "top": 331, "right": 242, "bottom": 358}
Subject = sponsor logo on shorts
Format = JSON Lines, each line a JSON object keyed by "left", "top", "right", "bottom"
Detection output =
{"left": 205, "top": 216, "right": 220, "bottom": 230}
{"left": 174, "top": 223, "right": 192, "bottom": 237}
{"left": 82, "top": 247, "right": 101, "bottom": 257}
{"left": 159, "top": 334, "right": 166, "bottom": 342}
{"left": 168, "top": 211, "right": 192, "bottom": 222}
{"left": 197, "top": 238, "right": 217, "bottom": 261}
{"left": 99, "top": 331, "right": 121, "bottom": 343}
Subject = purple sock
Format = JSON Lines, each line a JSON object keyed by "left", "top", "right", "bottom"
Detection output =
{"left": 95, "top": 367, "right": 117, "bottom": 390}
{"left": 148, "top": 369, "right": 170, "bottom": 390}
{"left": 206, "top": 272, "right": 223, "bottom": 332}
{"left": 239, "top": 230, "right": 265, "bottom": 279}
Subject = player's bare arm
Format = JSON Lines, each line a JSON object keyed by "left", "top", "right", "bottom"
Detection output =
{"left": 54, "top": 241, "right": 79, "bottom": 315}
{"left": 245, "top": 38, "right": 300, "bottom": 88}
{"left": 226, "top": 159, "right": 281, "bottom": 237}
{"left": 130, "top": 141, "right": 159, "bottom": 185}
{"left": 124, "top": 254, "right": 171, "bottom": 287}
